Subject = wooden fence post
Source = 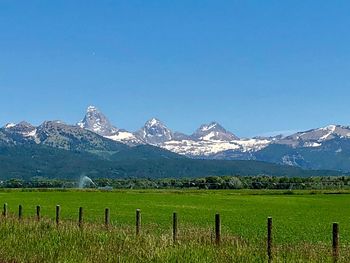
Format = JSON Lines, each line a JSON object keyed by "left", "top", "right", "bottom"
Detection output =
{"left": 36, "top": 206, "right": 41, "bottom": 221}
{"left": 333, "top": 222, "right": 339, "bottom": 262}
{"left": 79, "top": 207, "right": 83, "bottom": 228}
{"left": 267, "top": 217, "right": 273, "bottom": 262}
{"left": 215, "top": 213, "right": 221, "bottom": 245}
{"left": 105, "top": 208, "right": 110, "bottom": 227}
{"left": 3, "top": 203, "right": 7, "bottom": 218}
{"left": 136, "top": 209, "right": 141, "bottom": 236}
{"left": 173, "top": 212, "right": 178, "bottom": 244}
{"left": 56, "top": 205, "right": 60, "bottom": 225}
{"left": 18, "top": 205, "right": 22, "bottom": 220}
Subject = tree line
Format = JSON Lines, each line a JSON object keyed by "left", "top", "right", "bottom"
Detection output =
{"left": 0, "top": 175, "right": 349, "bottom": 190}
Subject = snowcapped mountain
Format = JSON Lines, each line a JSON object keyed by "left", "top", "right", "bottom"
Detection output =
{"left": 161, "top": 121, "right": 268, "bottom": 156}
{"left": 77, "top": 106, "right": 118, "bottom": 136}
{"left": 75, "top": 109, "right": 272, "bottom": 156}
{"left": 155, "top": 123, "right": 350, "bottom": 160}
{"left": 1, "top": 120, "right": 129, "bottom": 152}
{"left": 191, "top": 122, "right": 239, "bottom": 141}
{"left": 77, "top": 106, "right": 141, "bottom": 145}
{"left": 5, "top": 106, "right": 350, "bottom": 171}
{"left": 276, "top": 125, "right": 350, "bottom": 148}
{"left": 6, "top": 108, "right": 350, "bottom": 161}
{"left": 135, "top": 118, "right": 174, "bottom": 144}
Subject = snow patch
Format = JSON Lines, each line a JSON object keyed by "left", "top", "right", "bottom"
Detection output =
{"left": 5, "top": 123, "right": 16, "bottom": 129}
{"left": 201, "top": 123, "right": 217, "bottom": 132}
{"left": 162, "top": 138, "right": 270, "bottom": 156}
{"left": 319, "top": 125, "right": 336, "bottom": 140}
{"left": 24, "top": 129, "right": 37, "bottom": 138}
{"left": 149, "top": 118, "right": 158, "bottom": 126}
{"left": 304, "top": 142, "right": 322, "bottom": 148}
{"left": 106, "top": 131, "right": 136, "bottom": 141}
{"left": 201, "top": 131, "right": 217, "bottom": 141}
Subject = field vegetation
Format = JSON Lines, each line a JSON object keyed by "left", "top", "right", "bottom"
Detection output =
{"left": 0, "top": 189, "right": 349, "bottom": 262}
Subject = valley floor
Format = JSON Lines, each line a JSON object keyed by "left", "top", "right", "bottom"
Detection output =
{"left": 0, "top": 189, "right": 349, "bottom": 262}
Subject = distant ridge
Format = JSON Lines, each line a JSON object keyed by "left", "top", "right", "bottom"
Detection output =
{"left": 0, "top": 143, "right": 344, "bottom": 180}
{"left": 2, "top": 105, "right": 350, "bottom": 172}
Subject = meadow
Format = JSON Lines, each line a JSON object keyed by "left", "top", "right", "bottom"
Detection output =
{"left": 0, "top": 189, "right": 349, "bottom": 262}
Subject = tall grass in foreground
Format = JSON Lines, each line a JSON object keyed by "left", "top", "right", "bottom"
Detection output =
{"left": 0, "top": 216, "right": 349, "bottom": 262}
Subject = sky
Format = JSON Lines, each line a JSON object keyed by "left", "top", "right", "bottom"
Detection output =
{"left": 1, "top": 1, "right": 350, "bottom": 137}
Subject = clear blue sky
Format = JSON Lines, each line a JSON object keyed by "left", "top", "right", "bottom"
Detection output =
{"left": 1, "top": 1, "right": 350, "bottom": 137}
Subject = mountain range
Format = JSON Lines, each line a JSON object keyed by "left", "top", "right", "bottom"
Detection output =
{"left": 1, "top": 105, "right": 350, "bottom": 179}
{"left": 72, "top": 106, "right": 350, "bottom": 171}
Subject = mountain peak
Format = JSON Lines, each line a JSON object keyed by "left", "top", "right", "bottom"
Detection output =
{"left": 87, "top": 105, "right": 98, "bottom": 113}
{"left": 77, "top": 106, "right": 118, "bottom": 136}
{"left": 77, "top": 106, "right": 141, "bottom": 145}
{"left": 145, "top": 118, "right": 164, "bottom": 127}
{"left": 192, "top": 122, "right": 239, "bottom": 141}
{"left": 199, "top": 122, "right": 221, "bottom": 132}
{"left": 135, "top": 118, "right": 173, "bottom": 145}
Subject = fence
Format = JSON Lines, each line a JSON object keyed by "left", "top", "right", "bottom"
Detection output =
{"left": 0, "top": 203, "right": 341, "bottom": 262}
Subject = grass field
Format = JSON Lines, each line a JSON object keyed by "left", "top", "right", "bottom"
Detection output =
{"left": 0, "top": 189, "right": 349, "bottom": 262}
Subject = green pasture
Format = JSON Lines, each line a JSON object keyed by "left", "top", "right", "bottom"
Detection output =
{"left": 0, "top": 189, "right": 349, "bottom": 244}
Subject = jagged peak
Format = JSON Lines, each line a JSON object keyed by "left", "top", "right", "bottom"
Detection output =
{"left": 199, "top": 121, "right": 222, "bottom": 131}
{"left": 142, "top": 118, "right": 172, "bottom": 133}
{"left": 77, "top": 105, "right": 119, "bottom": 137}
{"left": 145, "top": 118, "right": 163, "bottom": 127}
{"left": 87, "top": 105, "right": 99, "bottom": 112}
{"left": 135, "top": 118, "right": 173, "bottom": 145}
{"left": 192, "top": 121, "right": 239, "bottom": 141}
{"left": 196, "top": 121, "right": 230, "bottom": 134}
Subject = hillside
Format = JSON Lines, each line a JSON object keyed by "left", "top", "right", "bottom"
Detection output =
{"left": 0, "top": 144, "right": 344, "bottom": 180}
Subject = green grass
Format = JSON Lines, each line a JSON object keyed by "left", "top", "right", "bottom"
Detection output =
{"left": 0, "top": 189, "right": 349, "bottom": 262}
